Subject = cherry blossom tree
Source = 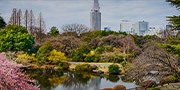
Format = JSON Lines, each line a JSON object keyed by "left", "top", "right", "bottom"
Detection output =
{"left": 0, "top": 52, "right": 39, "bottom": 90}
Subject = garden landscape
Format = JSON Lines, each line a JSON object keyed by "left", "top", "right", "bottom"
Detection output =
{"left": 0, "top": 0, "right": 180, "bottom": 90}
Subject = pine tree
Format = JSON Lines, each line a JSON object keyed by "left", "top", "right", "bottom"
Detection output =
{"left": 166, "top": 0, "right": 180, "bottom": 30}
{"left": 166, "top": 0, "right": 180, "bottom": 9}
{"left": 0, "top": 16, "right": 6, "bottom": 29}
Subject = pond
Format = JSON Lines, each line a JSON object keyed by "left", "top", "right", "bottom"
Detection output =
{"left": 25, "top": 69, "right": 137, "bottom": 90}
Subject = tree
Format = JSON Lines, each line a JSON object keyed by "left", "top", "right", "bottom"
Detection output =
{"left": 37, "top": 12, "right": 46, "bottom": 34}
{"left": 120, "top": 34, "right": 140, "bottom": 53}
{"left": 0, "top": 25, "right": 34, "bottom": 52}
{"left": 99, "top": 35, "right": 124, "bottom": 47}
{"left": 48, "top": 26, "right": 59, "bottom": 37}
{"left": 39, "top": 36, "right": 82, "bottom": 56}
{"left": 0, "top": 52, "right": 39, "bottom": 90}
{"left": 24, "top": 9, "right": 29, "bottom": 30}
{"left": 166, "top": 0, "right": 180, "bottom": 10}
{"left": 29, "top": 10, "right": 36, "bottom": 34}
{"left": 8, "top": 8, "right": 17, "bottom": 25}
{"left": 125, "top": 43, "right": 180, "bottom": 82}
{"left": 70, "top": 45, "right": 90, "bottom": 62}
{"left": 61, "top": 24, "right": 90, "bottom": 35}
{"left": 166, "top": 0, "right": 180, "bottom": 30}
{"left": 17, "top": 9, "right": 23, "bottom": 26}
{"left": 0, "top": 16, "right": 6, "bottom": 29}
{"left": 36, "top": 44, "right": 53, "bottom": 64}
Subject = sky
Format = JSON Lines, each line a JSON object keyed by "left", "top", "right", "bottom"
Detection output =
{"left": 0, "top": 0, "right": 179, "bottom": 32}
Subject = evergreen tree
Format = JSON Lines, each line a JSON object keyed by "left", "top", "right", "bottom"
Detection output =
{"left": 166, "top": 0, "right": 180, "bottom": 30}
{"left": 48, "top": 26, "right": 59, "bottom": 37}
{"left": 0, "top": 16, "right": 6, "bottom": 29}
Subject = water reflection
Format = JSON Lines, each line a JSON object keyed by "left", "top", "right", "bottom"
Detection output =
{"left": 25, "top": 69, "right": 137, "bottom": 90}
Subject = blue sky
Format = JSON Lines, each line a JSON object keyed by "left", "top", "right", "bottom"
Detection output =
{"left": 0, "top": 0, "right": 179, "bottom": 32}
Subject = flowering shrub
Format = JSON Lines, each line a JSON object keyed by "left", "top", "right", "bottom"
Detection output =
{"left": 17, "top": 53, "right": 37, "bottom": 65}
{"left": 48, "top": 49, "right": 67, "bottom": 64}
{"left": 0, "top": 52, "right": 39, "bottom": 90}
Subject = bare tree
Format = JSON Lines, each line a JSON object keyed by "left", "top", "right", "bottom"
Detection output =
{"left": 17, "top": 9, "right": 23, "bottom": 26}
{"left": 24, "top": 9, "right": 29, "bottom": 30}
{"left": 37, "top": 12, "right": 46, "bottom": 34}
{"left": 8, "top": 8, "right": 17, "bottom": 25}
{"left": 29, "top": 10, "right": 36, "bottom": 33}
{"left": 120, "top": 34, "right": 140, "bottom": 54}
{"left": 125, "top": 42, "right": 180, "bottom": 83}
{"left": 61, "top": 24, "right": 90, "bottom": 35}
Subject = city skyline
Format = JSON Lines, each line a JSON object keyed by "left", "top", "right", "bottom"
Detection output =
{"left": 0, "top": 0, "right": 179, "bottom": 32}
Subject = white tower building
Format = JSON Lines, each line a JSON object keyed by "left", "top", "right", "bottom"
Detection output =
{"left": 90, "top": 0, "right": 101, "bottom": 30}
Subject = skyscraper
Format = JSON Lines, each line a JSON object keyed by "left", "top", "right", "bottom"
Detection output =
{"left": 120, "top": 20, "right": 134, "bottom": 34}
{"left": 90, "top": 0, "right": 101, "bottom": 30}
{"left": 134, "top": 21, "right": 149, "bottom": 36}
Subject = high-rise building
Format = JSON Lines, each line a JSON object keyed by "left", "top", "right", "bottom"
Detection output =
{"left": 120, "top": 20, "right": 134, "bottom": 34}
{"left": 144, "top": 26, "right": 162, "bottom": 36}
{"left": 90, "top": 0, "right": 101, "bottom": 30}
{"left": 134, "top": 21, "right": 149, "bottom": 36}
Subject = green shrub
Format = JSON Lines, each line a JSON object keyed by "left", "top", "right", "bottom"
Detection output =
{"left": 70, "top": 45, "right": 90, "bottom": 62}
{"left": 95, "top": 46, "right": 105, "bottom": 54}
{"left": 108, "top": 56, "right": 124, "bottom": 63}
{"left": 36, "top": 44, "right": 53, "bottom": 64}
{"left": 140, "top": 80, "right": 156, "bottom": 88}
{"left": 164, "top": 75, "right": 178, "bottom": 83}
{"left": 75, "top": 64, "right": 94, "bottom": 72}
{"left": 108, "top": 64, "right": 119, "bottom": 74}
{"left": 113, "top": 84, "right": 126, "bottom": 90}
{"left": 0, "top": 25, "right": 34, "bottom": 52}
{"left": 81, "top": 64, "right": 92, "bottom": 71}
{"left": 104, "top": 45, "right": 113, "bottom": 52}
{"left": 84, "top": 54, "right": 100, "bottom": 62}
{"left": 75, "top": 65, "right": 81, "bottom": 71}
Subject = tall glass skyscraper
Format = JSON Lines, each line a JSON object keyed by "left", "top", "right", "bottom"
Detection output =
{"left": 90, "top": 0, "right": 101, "bottom": 30}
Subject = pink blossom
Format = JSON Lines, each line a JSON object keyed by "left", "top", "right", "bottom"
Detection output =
{"left": 0, "top": 52, "right": 39, "bottom": 90}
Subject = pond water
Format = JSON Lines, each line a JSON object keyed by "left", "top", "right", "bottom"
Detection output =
{"left": 25, "top": 69, "right": 137, "bottom": 90}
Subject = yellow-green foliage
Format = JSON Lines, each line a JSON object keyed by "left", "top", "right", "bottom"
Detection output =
{"left": 48, "top": 49, "right": 67, "bottom": 64}
{"left": 83, "top": 50, "right": 95, "bottom": 57}
{"left": 164, "top": 75, "right": 179, "bottom": 83}
{"left": 17, "top": 53, "right": 37, "bottom": 65}
{"left": 48, "top": 75, "right": 67, "bottom": 87}
{"left": 75, "top": 64, "right": 95, "bottom": 72}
